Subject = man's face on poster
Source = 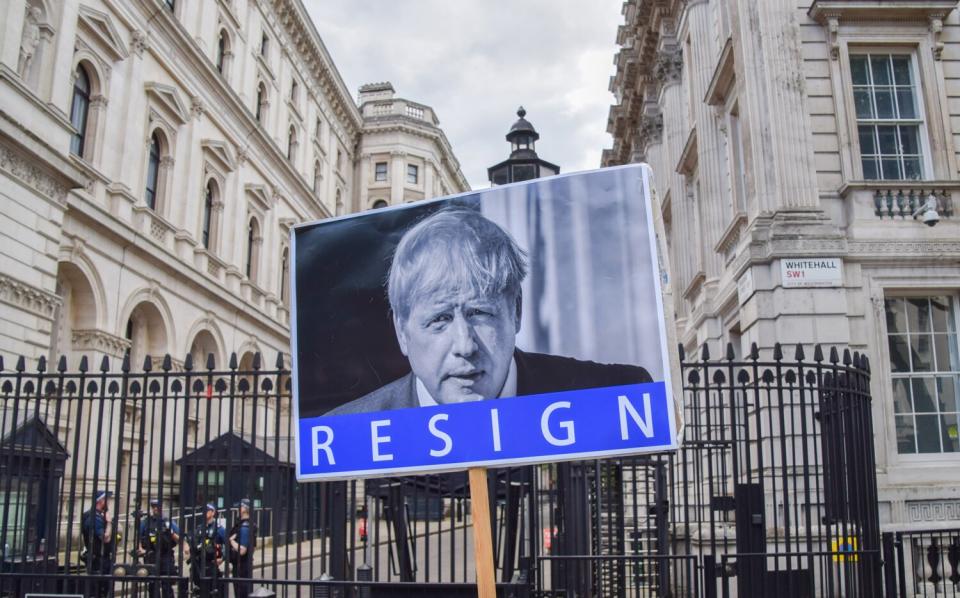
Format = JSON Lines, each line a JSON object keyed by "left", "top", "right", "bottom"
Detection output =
{"left": 395, "top": 287, "right": 520, "bottom": 404}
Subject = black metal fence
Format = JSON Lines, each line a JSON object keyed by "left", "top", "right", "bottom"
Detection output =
{"left": 0, "top": 343, "right": 903, "bottom": 597}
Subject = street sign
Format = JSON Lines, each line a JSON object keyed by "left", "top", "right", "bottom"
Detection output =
{"left": 780, "top": 257, "right": 843, "bottom": 288}
{"left": 291, "top": 164, "right": 679, "bottom": 480}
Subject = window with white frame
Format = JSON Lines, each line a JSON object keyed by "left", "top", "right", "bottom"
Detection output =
{"left": 850, "top": 53, "right": 924, "bottom": 180}
{"left": 885, "top": 295, "right": 960, "bottom": 454}
{"left": 375, "top": 162, "right": 387, "bottom": 181}
{"left": 407, "top": 164, "right": 418, "bottom": 185}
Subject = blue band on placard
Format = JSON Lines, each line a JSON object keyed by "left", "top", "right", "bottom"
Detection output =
{"left": 297, "top": 381, "right": 674, "bottom": 479}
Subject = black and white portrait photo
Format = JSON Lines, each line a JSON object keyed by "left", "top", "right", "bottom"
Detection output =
{"left": 291, "top": 165, "right": 671, "bottom": 421}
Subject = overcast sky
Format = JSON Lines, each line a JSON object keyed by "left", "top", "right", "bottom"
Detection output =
{"left": 304, "top": 1, "right": 623, "bottom": 190}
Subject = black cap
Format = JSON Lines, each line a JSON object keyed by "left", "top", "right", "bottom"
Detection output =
{"left": 204, "top": 503, "right": 217, "bottom": 512}
{"left": 237, "top": 498, "right": 252, "bottom": 509}
{"left": 94, "top": 490, "right": 112, "bottom": 502}
{"left": 149, "top": 498, "right": 161, "bottom": 507}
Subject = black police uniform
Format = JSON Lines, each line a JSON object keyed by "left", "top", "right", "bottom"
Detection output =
{"left": 140, "top": 513, "right": 180, "bottom": 598}
{"left": 228, "top": 517, "right": 256, "bottom": 598}
{"left": 81, "top": 506, "right": 114, "bottom": 598}
{"left": 189, "top": 515, "right": 225, "bottom": 597}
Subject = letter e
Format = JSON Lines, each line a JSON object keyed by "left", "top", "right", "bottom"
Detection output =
{"left": 371, "top": 420, "right": 394, "bottom": 462}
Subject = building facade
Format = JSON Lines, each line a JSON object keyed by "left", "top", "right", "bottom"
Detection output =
{"left": 0, "top": 0, "right": 468, "bottom": 370}
{"left": 604, "top": 0, "right": 960, "bottom": 530}
{"left": 0, "top": 0, "right": 467, "bottom": 546}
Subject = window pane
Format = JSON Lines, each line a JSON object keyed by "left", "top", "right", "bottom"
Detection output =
{"left": 931, "top": 296, "right": 955, "bottom": 333}
{"left": 858, "top": 126, "right": 876, "bottom": 154}
{"left": 885, "top": 298, "right": 906, "bottom": 333}
{"left": 917, "top": 414, "right": 943, "bottom": 452}
{"left": 862, "top": 158, "right": 879, "bottom": 180}
{"left": 896, "top": 415, "right": 916, "bottom": 453}
{"left": 871, "top": 55, "right": 892, "bottom": 85}
{"left": 892, "top": 377, "right": 912, "bottom": 413}
{"left": 851, "top": 56, "right": 870, "bottom": 85}
{"left": 935, "top": 335, "right": 960, "bottom": 372}
{"left": 941, "top": 413, "right": 959, "bottom": 452}
{"left": 892, "top": 56, "right": 912, "bottom": 85}
{"left": 907, "top": 298, "right": 931, "bottom": 332}
{"left": 912, "top": 377, "right": 936, "bottom": 412}
{"left": 895, "top": 89, "right": 916, "bottom": 119}
{"left": 874, "top": 88, "right": 895, "bottom": 118}
{"left": 877, "top": 126, "right": 898, "bottom": 155}
{"left": 911, "top": 334, "right": 934, "bottom": 371}
{"left": 880, "top": 158, "right": 900, "bottom": 180}
{"left": 938, "top": 376, "right": 959, "bottom": 412}
{"left": 902, "top": 158, "right": 921, "bottom": 180}
{"left": 889, "top": 335, "right": 910, "bottom": 372}
{"left": 899, "top": 126, "right": 920, "bottom": 155}
{"left": 854, "top": 90, "right": 873, "bottom": 118}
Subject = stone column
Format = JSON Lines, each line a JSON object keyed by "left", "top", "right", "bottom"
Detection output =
{"left": 0, "top": 0, "right": 27, "bottom": 73}
{"left": 736, "top": 0, "right": 820, "bottom": 211}
{"left": 686, "top": 0, "right": 726, "bottom": 280}
{"left": 118, "top": 31, "right": 148, "bottom": 192}
{"left": 390, "top": 150, "right": 405, "bottom": 204}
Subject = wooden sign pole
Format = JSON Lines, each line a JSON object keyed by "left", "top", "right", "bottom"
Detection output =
{"left": 469, "top": 467, "right": 497, "bottom": 598}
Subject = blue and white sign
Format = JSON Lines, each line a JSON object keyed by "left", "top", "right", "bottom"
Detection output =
{"left": 291, "top": 165, "right": 679, "bottom": 480}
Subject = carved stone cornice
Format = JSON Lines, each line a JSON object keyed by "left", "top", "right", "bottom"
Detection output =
{"left": 654, "top": 47, "right": 683, "bottom": 88}
{"left": 0, "top": 275, "right": 60, "bottom": 319}
{"left": 640, "top": 111, "right": 663, "bottom": 146}
{"left": 72, "top": 329, "right": 130, "bottom": 357}
{"left": 0, "top": 143, "right": 70, "bottom": 204}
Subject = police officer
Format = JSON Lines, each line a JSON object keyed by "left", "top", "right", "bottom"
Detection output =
{"left": 227, "top": 498, "right": 256, "bottom": 598}
{"left": 186, "top": 503, "right": 225, "bottom": 598}
{"left": 81, "top": 490, "right": 114, "bottom": 598}
{"left": 138, "top": 498, "right": 181, "bottom": 598}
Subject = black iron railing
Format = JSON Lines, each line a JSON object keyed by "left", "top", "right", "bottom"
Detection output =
{"left": 0, "top": 343, "right": 893, "bottom": 597}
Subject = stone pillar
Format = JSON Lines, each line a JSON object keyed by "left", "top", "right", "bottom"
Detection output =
{"left": 686, "top": 0, "right": 726, "bottom": 280}
{"left": 118, "top": 31, "right": 148, "bottom": 191}
{"left": 0, "top": 0, "right": 27, "bottom": 73}
{"left": 735, "top": 0, "right": 820, "bottom": 211}
{"left": 390, "top": 150, "right": 405, "bottom": 204}
{"left": 424, "top": 159, "right": 435, "bottom": 200}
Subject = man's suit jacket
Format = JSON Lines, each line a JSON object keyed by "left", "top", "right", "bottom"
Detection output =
{"left": 324, "top": 349, "right": 653, "bottom": 415}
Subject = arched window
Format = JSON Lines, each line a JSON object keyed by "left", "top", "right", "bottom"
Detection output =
{"left": 315, "top": 118, "right": 322, "bottom": 140}
{"left": 372, "top": 199, "right": 388, "bottom": 209}
{"left": 280, "top": 246, "right": 289, "bottom": 305}
{"left": 202, "top": 180, "right": 215, "bottom": 249}
{"left": 70, "top": 65, "right": 91, "bottom": 156}
{"left": 290, "top": 80, "right": 298, "bottom": 103}
{"left": 313, "top": 160, "right": 322, "bottom": 193}
{"left": 255, "top": 82, "right": 267, "bottom": 123}
{"left": 145, "top": 133, "right": 161, "bottom": 210}
{"left": 287, "top": 126, "right": 297, "bottom": 162}
{"left": 245, "top": 217, "right": 260, "bottom": 280}
{"left": 216, "top": 30, "right": 228, "bottom": 74}
{"left": 335, "top": 188, "right": 343, "bottom": 216}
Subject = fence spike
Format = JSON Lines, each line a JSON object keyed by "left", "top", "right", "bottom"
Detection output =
{"left": 677, "top": 344, "right": 686, "bottom": 362}
{"left": 725, "top": 342, "right": 735, "bottom": 361}
{"left": 842, "top": 348, "right": 852, "bottom": 366}
{"left": 16, "top": 356, "right": 26, "bottom": 372}
{"left": 229, "top": 352, "right": 238, "bottom": 370}
{"left": 121, "top": 351, "right": 131, "bottom": 373}
{"left": 58, "top": 355, "right": 67, "bottom": 373}
{"left": 79, "top": 355, "right": 88, "bottom": 373}
{"left": 100, "top": 355, "right": 110, "bottom": 372}
{"left": 813, "top": 344, "right": 824, "bottom": 362}
{"left": 275, "top": 352, "right": 284, "bottom": 369}
{"left": 253, "top": 352, "right": 262, "bottom": 370}
{"left": 749, "top": 342, "right": 759, "bottom": 360}
{"left": 700, "top": 343, "right": 710, "bottom": 362}
{"left": 206, "top": 352, "right": 215, "bottom": 370}
{"left": 143, "top": 355, "right": 153, "bottom": 372}
{"left": 829, "top": 347, "right": 840, "bottom": 364}
{"left": 864, "top": 355, "right": 871, "bottom": 372}
{"left": 852, "top": 351, "right": 861, "bottom": 367}
{"left": 0, "top": 356, "right": 3, "bottom": 372}
{"left": 794, "top": 343, "right": 805, "bottom": 361}
{"left": 184, "top": 353, "right": 194, "bottom": 371}
{"left": 773, "top": 343, "right": 783, "bottom": 361}
{"left": 37, "top": 355, "right": 47, "bottom": 373}
{"left": 162, "top": 354, "right": 172, "bottom": 372}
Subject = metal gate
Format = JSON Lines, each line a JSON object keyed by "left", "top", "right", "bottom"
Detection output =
{"left": 0, "top": 343, "right": 884, "bottom": 597}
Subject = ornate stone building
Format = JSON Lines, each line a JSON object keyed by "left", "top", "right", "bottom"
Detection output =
{"left": 0, "top": 0, "right": 467, "bottom": 370}
{"left": 604, "top": 0, "right": 960, "bottom": 530}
